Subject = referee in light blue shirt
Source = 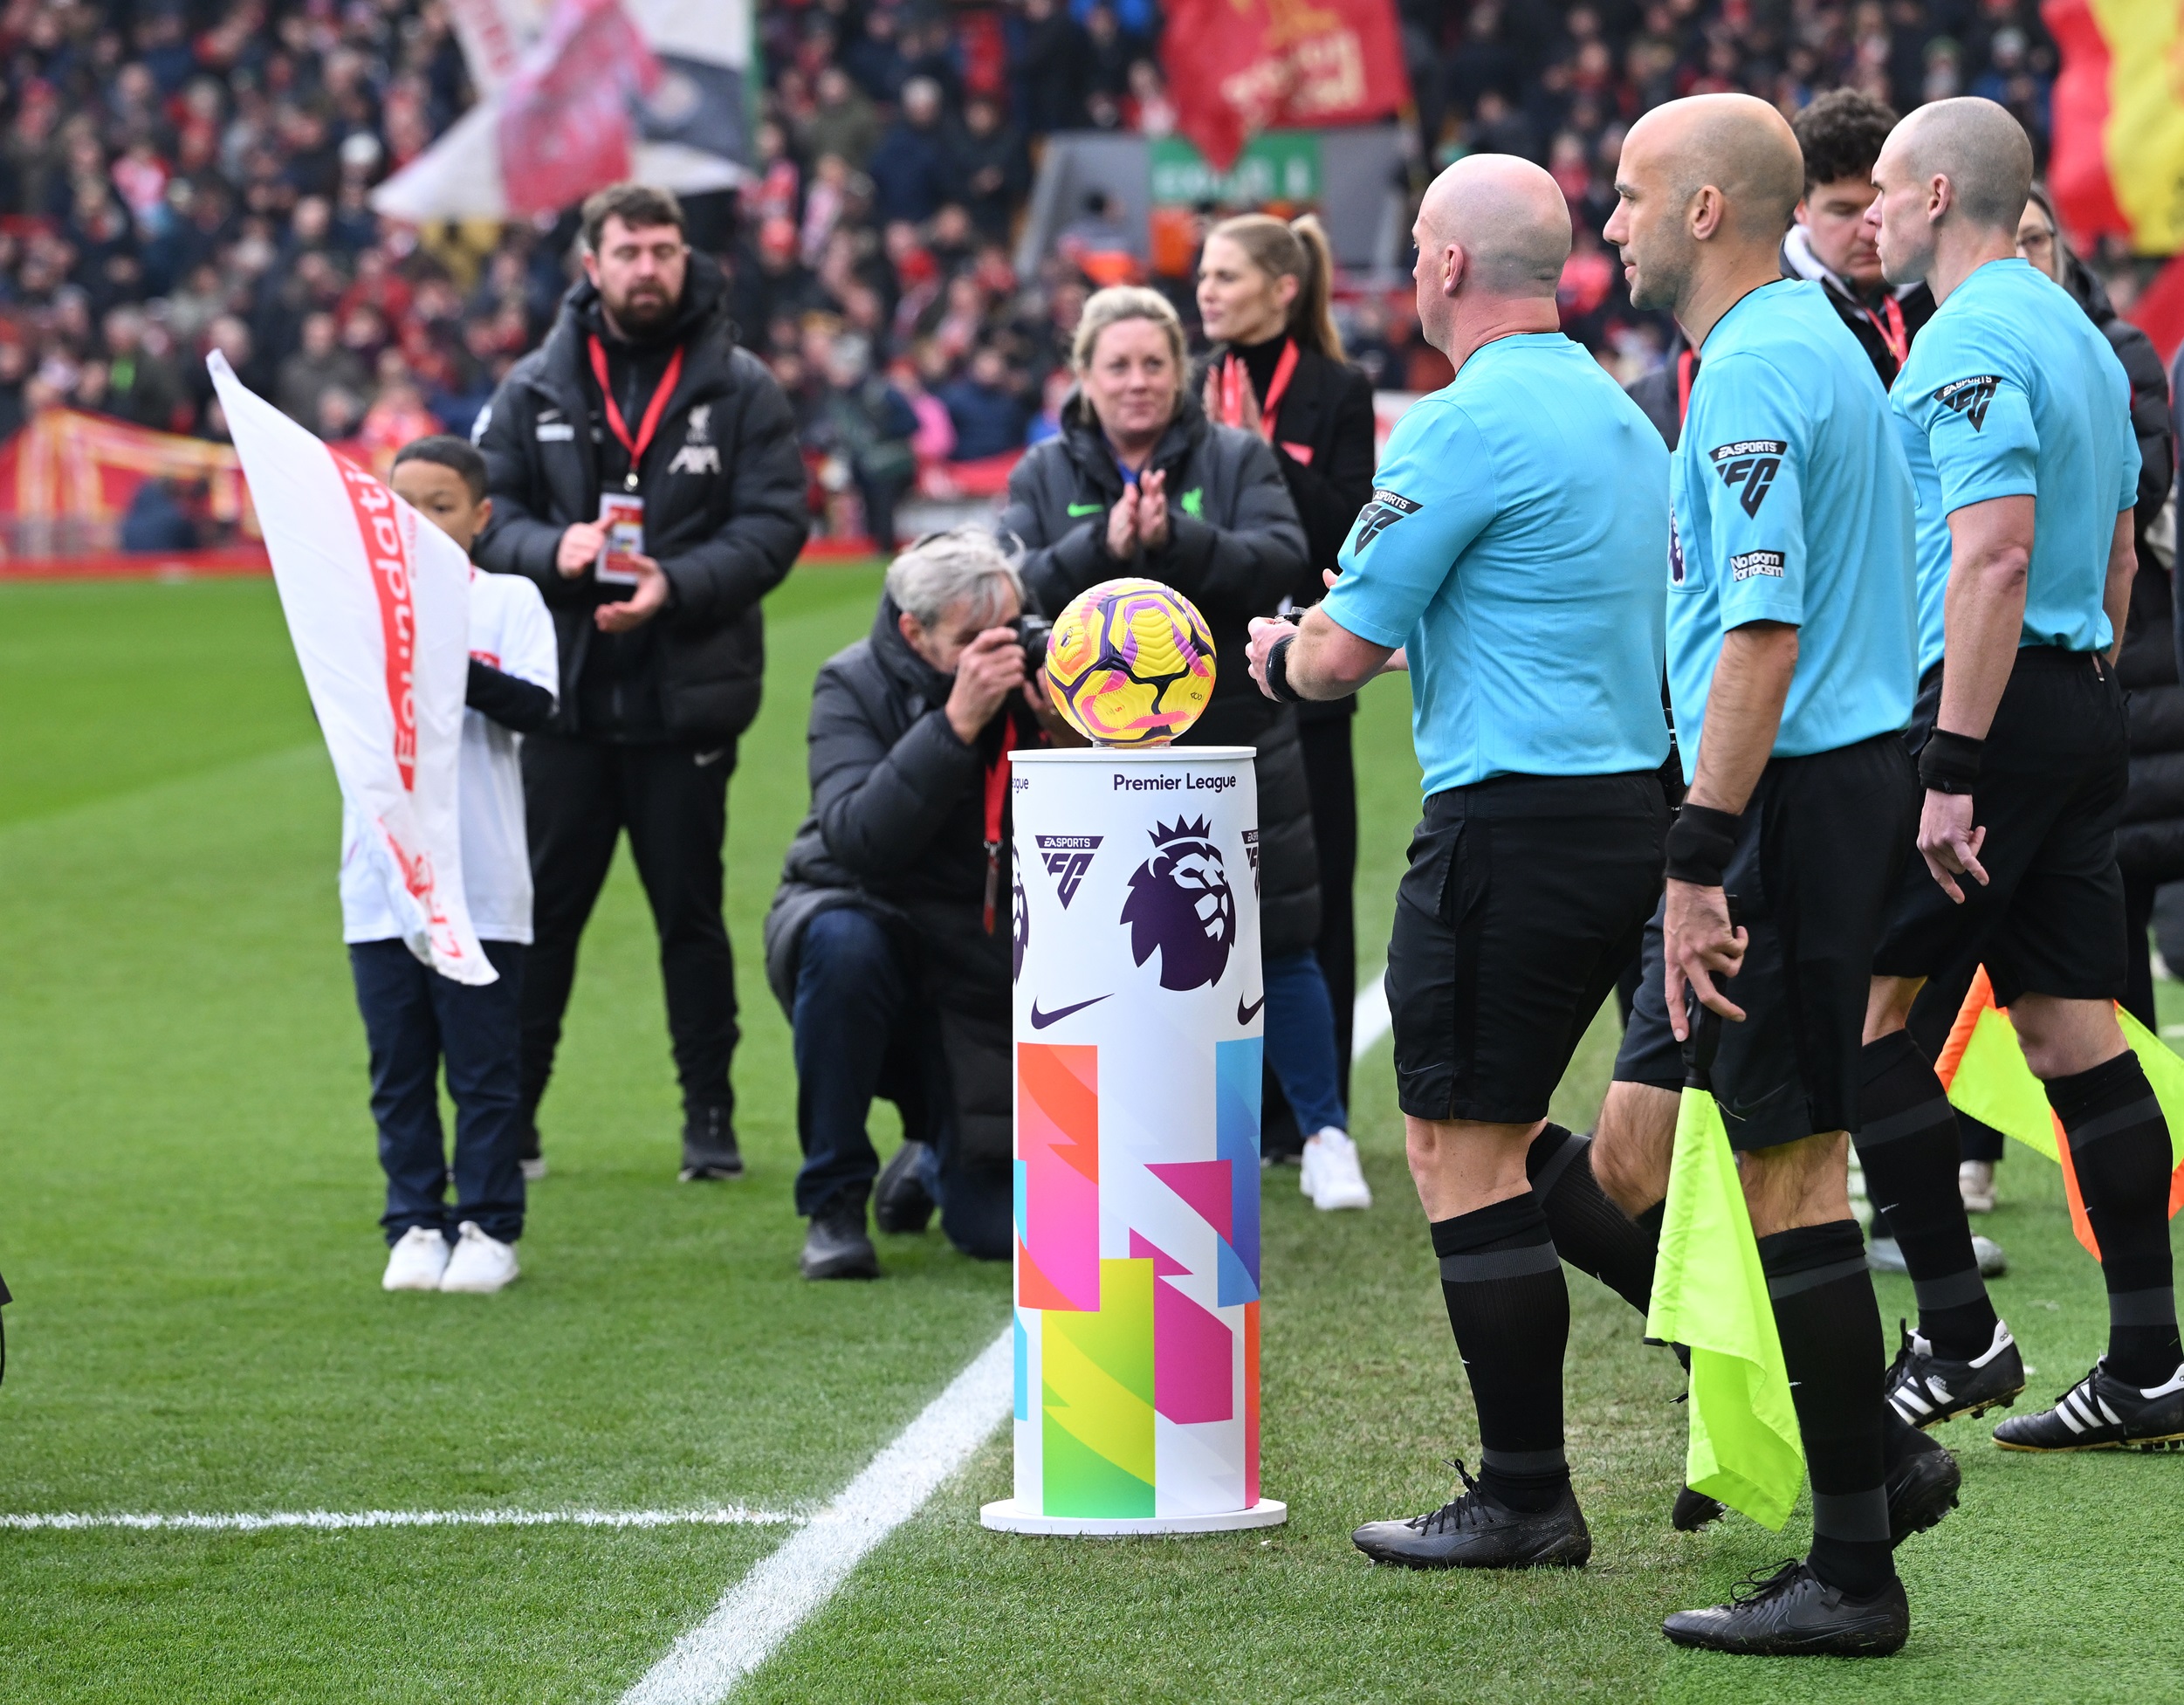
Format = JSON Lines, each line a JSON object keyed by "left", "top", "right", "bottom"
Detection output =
{"left": 1862, "top": 99, "right": 2184, "bottom": 1456}
{"left": 1597, "top": 93, "right": 1933, "bottom": 1658}
{"left": 1244, "top": 154, "right": 1672, "bottom": 1574}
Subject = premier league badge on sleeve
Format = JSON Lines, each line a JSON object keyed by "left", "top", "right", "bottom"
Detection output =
{"left": 1668, "top": 508, "right": 1686, "bottom": 585}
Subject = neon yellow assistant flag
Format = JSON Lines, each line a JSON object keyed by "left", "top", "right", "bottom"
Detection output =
{"left": 1645, "top": 1084, "right": 1805, "bottom": 1530}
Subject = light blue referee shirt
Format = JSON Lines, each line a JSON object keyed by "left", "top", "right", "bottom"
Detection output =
{"left": 1322, "top": 332, "right": 1670, "bottom": 798}
{"left": 1667, "top": 278, "right": 1919, "bottom": 773}
{"left": 1891, "top": 257, "right": 2139, "bottom": 675}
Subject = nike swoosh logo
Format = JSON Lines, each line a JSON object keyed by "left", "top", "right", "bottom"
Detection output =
{"left": 1029, "top": 993, "right": 1110, "bottom": 1029}
{"left": 1237, "top": 994, "right": 1266, "bottom": 1024}
{"left": 1066, "top": 502, "right": 1103, "bottom": 516}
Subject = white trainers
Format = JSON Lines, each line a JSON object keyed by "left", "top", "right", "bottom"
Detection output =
{"left": 1301, "top": 1128, "right": 1372, "bottom": 1211}
{"left": 382, "top": 1226, "right": 450, "bottom": 1292}
{"left": 1958, "top": 1159, "right": 1995, "bottom": 1213}
{"left": 439, "top": 1221, "right": 520, "bottom": 1293}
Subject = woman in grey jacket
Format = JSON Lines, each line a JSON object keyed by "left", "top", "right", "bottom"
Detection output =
{"left": 999, "top": 285, "right": 1367, "bottom": 1207}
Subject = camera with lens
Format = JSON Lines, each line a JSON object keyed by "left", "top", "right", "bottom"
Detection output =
{"left": 1012, "top": 614, "right": 1053, "bottom": 676}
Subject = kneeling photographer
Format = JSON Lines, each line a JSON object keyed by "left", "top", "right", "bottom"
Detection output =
{"left": 764, "top": 529, "right": 1051, "bottom": 1278}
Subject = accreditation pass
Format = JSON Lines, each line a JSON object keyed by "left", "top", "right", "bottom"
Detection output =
{"left": 596, "top": 492, "right": 645, "bottom": 587}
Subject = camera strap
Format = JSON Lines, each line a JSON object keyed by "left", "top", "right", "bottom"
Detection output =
{"left": 982, "top": 716, "right": 1020, "bottom": 935}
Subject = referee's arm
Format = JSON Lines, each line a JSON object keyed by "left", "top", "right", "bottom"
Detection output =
{"left": 1244, "top": 608, "right": 1396, "bottom": 702}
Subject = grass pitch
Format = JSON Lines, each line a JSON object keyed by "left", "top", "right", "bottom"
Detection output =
{"left": 1, "top": 571, "right": 2180, "bottom": 1702}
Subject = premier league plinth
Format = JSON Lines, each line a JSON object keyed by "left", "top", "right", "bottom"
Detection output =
{"left": 980, "top": 746, "right": 1288, "bottom": 1537}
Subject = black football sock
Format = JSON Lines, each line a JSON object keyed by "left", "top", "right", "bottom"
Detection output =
{"left": 1758, "top": 1220, "right": 1896, "bottom": 1599}
{"left": 2046, "top": 1053, "right": 2183, "bottom": 1385}
{"left": 1526, "top": 1124, "right": 1659, "bottom": 1317}
{"left": 1857, "top": 1032, "right": 1999, "bottom": 1359}
{"left": 1432, "top": 1192, "right": 1570, "bottom": 1515}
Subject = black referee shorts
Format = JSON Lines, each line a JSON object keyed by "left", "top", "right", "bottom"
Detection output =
{"left": 1873, "top": 649, "right": 2128, "bottom": 1006}
{"left": 1387, "top": 771, "right": 1665, "bottom": 1124}
{"left": 1615, "top": 733, "right": 1916, "bottom": 1151}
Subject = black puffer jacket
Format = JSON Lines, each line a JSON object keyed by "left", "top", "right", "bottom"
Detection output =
{"left": 998, "top": 390, "right": 1322, "bottom": 956}
{"left": 2066, "top": 257, "right": 2183, "bottom": 881}
{"left": 762, "top": 596, "right": 1047, "bottom": 1168}
{"left": 473, "top": 257, "right": 810, "bottom": 743}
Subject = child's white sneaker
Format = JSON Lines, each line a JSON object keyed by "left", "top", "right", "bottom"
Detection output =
{"left": 382, "top": 1226, "right": 450, "bottom": 1291}
{"left": 439, "top": 1221, "right": 520, "bottom": 1293}
{"left": 1301, "top": 1128, "right": 1372, "bottom": 1211}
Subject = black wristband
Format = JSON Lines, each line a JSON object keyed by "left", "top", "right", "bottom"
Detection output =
{"left": 1918, "top": 728, "right": 1984, "bottom": 794}
{"left": 1664, "top": 802, "right": 1740, "bottom": 887}
{"left": 1264, "top": 631, "right": 1301, "bottom": 703}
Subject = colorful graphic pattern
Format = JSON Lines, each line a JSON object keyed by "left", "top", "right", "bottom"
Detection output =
{"left": 1015, "top": 1038, "right": 1261, "bottom": 1517}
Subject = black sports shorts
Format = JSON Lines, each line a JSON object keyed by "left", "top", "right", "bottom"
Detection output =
{"left": 1387, "top": 770, "right": 1665, "bottom": 1124}
{"left": 1616, "top": 732, "right": 1916, "bottom": 1151}
{"left": 1872, "top": 648, "right": 2128, "bottom": 1006}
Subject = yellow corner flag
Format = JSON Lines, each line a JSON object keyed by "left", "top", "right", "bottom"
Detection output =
{"left": 1645, "top": 1078, "right": 1804, "bottom": 1530}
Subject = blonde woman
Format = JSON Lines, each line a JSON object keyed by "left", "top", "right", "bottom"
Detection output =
{"left": 1001, "top": 286, "right": 1368, "bottom": 1207}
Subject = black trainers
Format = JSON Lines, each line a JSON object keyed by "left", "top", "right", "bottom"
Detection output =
{"left": 800, "top": 1210, "right": 880, "bottom": 1280}
{"left": 1884, "top": 1415, "right": 1961, "bottom": 1543}
{"left": 678, "top": 1105, "right": 745, "bottom": 1181}
{"left": 1994, "top": 1359, "right": 2184, "bottom": 1452}
{"left": 874, "top": 1139, "right": 936, "bottom": 1234}
{"left": 1885, "top": 1318, "right": 2024, "bottom": 1428}
{"left": 1351, "top": 1460, "right": 1590, "bottom": 1570}
{"left": 1663, "top": 1559, "right": 1909, "bottom": 1656}
{"left": 1672, "top": 1486, "right": 1727, "bottom": 1530}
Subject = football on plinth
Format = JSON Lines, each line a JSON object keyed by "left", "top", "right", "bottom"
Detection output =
{"left": 1040, "top": 577, "right": 1217, "bottom": 746}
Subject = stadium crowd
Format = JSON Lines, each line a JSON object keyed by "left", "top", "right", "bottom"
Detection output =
{"left": 0, "top": 0, "right": 2073, "bottom": 545}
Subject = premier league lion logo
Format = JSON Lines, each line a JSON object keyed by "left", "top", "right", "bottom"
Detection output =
{"left": 1121, "top": 817, "right": 1235, "bottom": 992}
{"left": 1012, "top": 864, "right": 1029, "bottom": 983}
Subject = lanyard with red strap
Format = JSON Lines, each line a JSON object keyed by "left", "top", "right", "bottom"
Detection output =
{"left": 981, "top": 715, "right": 1020, "bottom": 934}
{"left": 1675, "top": 347, "right": 1698, "bottom": 426}
{"left": 587, "top": 334, "right": 686, "bottom": 491}
{"left": 1219, "top": 338, "right": 1300, "bottom": 438}
{"left": 1852, "top": 292, "right": 1909, "bottom": 372}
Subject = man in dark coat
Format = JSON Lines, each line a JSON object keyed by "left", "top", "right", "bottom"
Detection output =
{"left": 474, "top": 182, "right": 809, "bottom": 1183}
{"left": 762, "top": 530, "right": 1041, "bottom": 1277}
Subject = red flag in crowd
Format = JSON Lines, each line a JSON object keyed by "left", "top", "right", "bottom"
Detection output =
{"left": 498, "top": 0, "right": 661, "bottom": 220}
{"left": 1160, "top": 0, "right": 1410, "bottom": 171}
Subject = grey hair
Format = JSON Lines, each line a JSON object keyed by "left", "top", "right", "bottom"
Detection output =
{"left": 885, "top": 526, "right": 1023, "bottom": 627}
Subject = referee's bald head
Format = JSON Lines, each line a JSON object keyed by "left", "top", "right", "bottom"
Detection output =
{"left": 1870, "top": 97, "right": 2034, "bottom": 287}
{"left": 1606, "top": 93, "right": 1803, "bottom": 315}
{"left": 1888, "top": 97, "right": 2033, "bottom": 231}
{"left": 1418, "top": 154, "right": 1571, "bottom": 298}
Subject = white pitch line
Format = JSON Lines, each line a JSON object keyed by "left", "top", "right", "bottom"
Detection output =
{"left": 0, "top": 1506, "right": 800, "bottom": 1533}
{"left": 621, "top": 1326, "right": 1014, "bottom": 1705}
{"left": 1352, "top": 969, "right": 1391, "bottom": 1063}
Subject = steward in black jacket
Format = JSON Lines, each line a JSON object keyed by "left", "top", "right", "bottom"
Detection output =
{"left": 474, "top": 255, "right": 808, "bottom": 743}
{"left": 471, "top": 184, "right": 809, "bottom": 1183}
{"left": 999, "top": 388, "right": 1322, "bottom": 957}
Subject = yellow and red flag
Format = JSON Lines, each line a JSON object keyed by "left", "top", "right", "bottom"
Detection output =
{"left": 1936, "top": 966, "right": 2184, "bottom": 1258}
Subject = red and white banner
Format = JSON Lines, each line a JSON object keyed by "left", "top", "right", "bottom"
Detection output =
{"left": 1160, "top": 0, "right": 1409, "bottom": 172}
{"left": 372, "top": 0, "right": 751, "bottom": 223}
{"left": 208, "top": 352, "right": 495, "bottom": 986}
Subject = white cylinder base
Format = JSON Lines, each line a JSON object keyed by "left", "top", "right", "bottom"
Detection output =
{"left": 979, "top": 1497, "right": 1288, "bottom": 1537}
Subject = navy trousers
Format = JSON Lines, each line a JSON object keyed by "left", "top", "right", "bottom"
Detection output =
{"left": 350, "top": 938, "right": 527, "bottom": 1245}
{"left": 790, "top": 906, "right": 1010, "bottom": 1259}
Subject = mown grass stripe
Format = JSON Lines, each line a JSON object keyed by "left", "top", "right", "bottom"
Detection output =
{"left": 0, "top": 1508, "right": 801, "bottom": 1532}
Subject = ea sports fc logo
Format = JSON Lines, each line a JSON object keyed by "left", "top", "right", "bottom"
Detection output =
{"left": 1036, "top": 834, "right": 1102, "bottom": 909}
{"left": 1121, "top": 817, "right": 1235, "bottom": 992}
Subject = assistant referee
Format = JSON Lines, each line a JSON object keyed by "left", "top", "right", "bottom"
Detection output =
{"left": 1597, "top": 93, "right": 1939, "bottom": 1656}
{"left": 1246, "top": 155, "right": 1672, "bottom": 1571}
{"left": 1864, "top": 99, "right": 2183, "bottom": 1452}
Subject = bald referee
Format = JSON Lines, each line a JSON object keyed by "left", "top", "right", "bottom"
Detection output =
{"left": 1863, "top": 99, "right": 2183, "bottom": 1452}
{"left": 1245, "top": 155, "right": 1672, "bottom": 1570}
{"left": 1596, "top": 93, "right": 1936, "bottom": 1655}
